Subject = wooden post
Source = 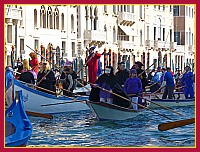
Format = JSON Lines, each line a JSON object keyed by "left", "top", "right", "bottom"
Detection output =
{"left": 104, "top": 48, "right": 107, "bottom": 71}
{"left": 40, "top": 44, "right": 45, "bottom": 63}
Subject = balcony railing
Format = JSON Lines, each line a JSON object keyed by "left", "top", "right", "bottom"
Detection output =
{"left": 157, "top": 41, "right": 170, "bottom": 49}
{"left": 118, "top": 40, "right": 135, "bottom": 49}
{"left": 84, "top": 30, "right": 106, "bottom": 42}
{"left": 118, "top": 12, "right": 135, "bottom": 25}
{"left": 5, "top": 7, "right": 22, "bottom": 20}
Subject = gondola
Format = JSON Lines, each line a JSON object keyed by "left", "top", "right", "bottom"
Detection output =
{"left": 5, "top": 91, "right": 32, "bottom": 147}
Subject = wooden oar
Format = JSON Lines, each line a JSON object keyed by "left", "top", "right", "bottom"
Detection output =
{"left": 75, "top": 79, "right": 91, "bottom": 92}
{"left": 149, "top": 85, "right": 185, "bottom": 100}
{"left": 41, "top": 99, "right": 86, "bottom": 106}
{"left": 36, "top": 70, "right": 52, "bottom": 86}
{"left": 158, "top": 118, "right": 195, "bottom": 131}
{"left": 83, "top": 80, "right": 172, "bottom": 120}
{"left": 18, "top": 80, "right": 86, "bottom": 106}
{"left": 138, "top": 62, "right": 156, "bottom": 77}
{"left": 26, "top": 45, "right": 58, "bottom": 68}
{"left": 26, "top": 111, "right": 53, "bottom": 119}
{"left": 76, "top": 54, "right": 94, "bottom": 74}
{"left": 145, "top": 82, "right": 159, "bottom": 89}
{"left": 137, "top": 95, "right": 184, "bottom": 116}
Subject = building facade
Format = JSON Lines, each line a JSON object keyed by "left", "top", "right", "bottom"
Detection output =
{"left": 5, "top": 4, "right": 195, "bottom": 74}
{"left": 173, "top": 5, "right": 195, "bottom": 71}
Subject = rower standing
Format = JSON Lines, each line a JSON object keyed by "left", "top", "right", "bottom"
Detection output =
{"left": 181, "top": 66, "right": 194, "bottom": 99}
{"left": 116, "top": 62, "right": 129, "bottom": 87}
{"left": 37, "top": 62, "right": 56, "bottom": 94}
{"left": 162, "top": 67, "right": 175, "bottom": 99}
{"left": 86, "top": 46, "right": 102, "bottom": 84}
{"left": 124, "top": 69, "right": 142, "bottom": 110}
{"left": 60, "top": 61, "right": 77, "bottom": 96}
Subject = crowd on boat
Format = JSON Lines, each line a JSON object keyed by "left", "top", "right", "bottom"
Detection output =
{"left": 5, "top": 46, "right": 195, "bottom": 111}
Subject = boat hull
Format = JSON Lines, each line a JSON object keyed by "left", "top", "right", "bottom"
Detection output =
{"left": 6, "top": 91, "right": 32, "bottom": 147}
{"left": 87, "top": 101, "right": 143, "bottom": 121}
{"left": 143, "top": 92, "right": 195, "bottom": 108}
{"left": 148, "top": 98, "right": 194, "bottom": 108}
{"left": 14, "top": 79, "right": 89, "bottom": 114}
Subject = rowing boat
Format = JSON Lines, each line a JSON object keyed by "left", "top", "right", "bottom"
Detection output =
{"left": 87, "top": 100, "right": 145, "bottom": 121}
{"left": 5, "top": 91, "right": 32, "bottom": 147}
{"left": 14, "top": 79, "right": 89, "bottom": 114}
{"left": 148, "top": 98, "right": 194, "bottom": 108}
{"left": 143, "top": 92, "right": 194, "bottom": 108}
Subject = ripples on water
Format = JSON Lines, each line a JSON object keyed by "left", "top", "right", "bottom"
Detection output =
{"left": 27, "top": 105, "right": 195, "bottom": 147}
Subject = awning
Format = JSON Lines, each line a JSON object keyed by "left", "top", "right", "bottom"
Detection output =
{"left": 118, "top": 25, "right": 135, "bottom": 36}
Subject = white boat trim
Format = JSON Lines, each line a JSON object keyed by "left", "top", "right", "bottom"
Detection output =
{"left": 14, "top": 79, "right": 89, "bottom": 114}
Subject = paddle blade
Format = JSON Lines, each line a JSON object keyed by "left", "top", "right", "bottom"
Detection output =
{"left": 158, "top": 118, "right": 195, "bottom": 131}
{"left": 26, "top": 111, "right": 53, "bottom": 119}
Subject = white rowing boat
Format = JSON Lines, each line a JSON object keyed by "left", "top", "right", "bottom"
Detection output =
{"left": 86, "top": 100, "right": 145, "bottom": 121}
{"left": 148, "top": 98, "right": 194, "bottom": 108}
{"left": 143, "top": 92, "right": 194, "bottom": 108}
{"left": 14, "top": 79, "right": 89, "bottom": 114}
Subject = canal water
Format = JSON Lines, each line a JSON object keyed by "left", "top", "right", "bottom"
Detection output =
{"left": 27, "top": 105, "right": 195, "bottom": 147}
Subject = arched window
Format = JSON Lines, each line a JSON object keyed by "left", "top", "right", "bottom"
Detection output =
{"left": 40, "top": 5, "right": 46, "bottom": 28}
{"left": 104, "top": 25, "right": 107, "bottom": 41}
{"left": 113, "top": 5, "right": 116, "bottom": 14}
{"left": 113, "top": 27, "right": 116, "bottom": 42}
{"left": 61, "top": 13, "right": 64, "bottom": 31}
{"left": 90, "top": 6, "right": 93, "bottom": 30}
{"left": 20, "top": 6, "right": 23, "bottom": 27}
{"left": 85, "top": 6, "right": 89, "bottom": 30}
{"left": 54, "top": 7, "right": 59, "bottom": 29}
{"left": 47, "top": 6, "right": 53, "bottom": 29}
{"left": 189, "top": 28, "right": 191, "bottom": 45}
{"left": 94, "top": 7, "right": 98, "bottom": 30}
{"left": 34, "top": 9, "right": 37, "bottom": 28}
{"left": 104, "top": 5, "right": 107, "bottom": 13}
{"left": 71, "top": 15, "right": 74, "bottom": 32}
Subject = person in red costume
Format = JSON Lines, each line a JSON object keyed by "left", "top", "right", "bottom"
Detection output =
{"left": 86, "top": 46, "right": 102, "bottom": 84}
{"left": 29, "top": 52, "right": 39, "bottom": 74}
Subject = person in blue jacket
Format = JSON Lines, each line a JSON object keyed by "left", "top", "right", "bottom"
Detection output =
{"left": 181, "top": 66, "right": 194, "bottom": 99}
{"left": 162, "top": 67, "right": 175, "bottom": 99}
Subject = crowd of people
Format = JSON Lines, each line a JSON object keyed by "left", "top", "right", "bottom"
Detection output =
{"left": 6, "top": 52, "right": 78, "bottom": 97}
{"left": 5, "top": 47, "right": 195, "bottom": 110}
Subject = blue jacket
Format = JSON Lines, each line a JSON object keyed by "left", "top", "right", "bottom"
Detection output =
{"left": 181, "top": 72, "right": 194, "bottom": 88}
{"left": 152, "top": 71, "right": 162, "bottom": 83}
{"left": 124, "top": 77, "right": 142, "bottom": 94}
{"left": 164, "top": 71, "right": 175, "bottom": 87}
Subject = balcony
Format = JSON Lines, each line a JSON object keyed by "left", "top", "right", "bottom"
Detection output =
{"left": 118, "top": 40, "right": 135, "bottom": 50}
{"left": 5, "top": 7, "right": 22, "bottom": 20}
{"left": 84, "top": 30, "right": 106, "bottom": 42}
{"left": 118, "top": 12, "right": 135, "bottom": 26}
{"left": 157, "top": 41, "right": 170, "bottom": 49}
